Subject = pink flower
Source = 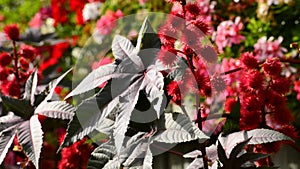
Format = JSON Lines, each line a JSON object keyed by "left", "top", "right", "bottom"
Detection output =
{"left": 214, "top": 17, "right": 245, "bottom": 53}
{"left": 254, "top": 36, "right": 287, "bottom": 61}
{"left": 139, "top": 0, "right": 149, "bottom": 5}
{"left": 96, "top": 10, "right": 123, "bottom": 35}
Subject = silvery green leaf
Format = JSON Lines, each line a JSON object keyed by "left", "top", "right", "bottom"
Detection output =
{"left": 17, "top": 116, "right": 43, "bottom": 169}
{"left": 153, "top": 113, "right": 209, "bottom": 143}
{"left": 34, "top": 101, "right": 75, "bottom": 120}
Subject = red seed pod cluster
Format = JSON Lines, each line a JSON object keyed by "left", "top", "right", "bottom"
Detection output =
{"left": 0, "top": 44, "right": 37, "bottom": 98}
{"left": 3, "top": 24, "right": 20, "bottom": 41}
{"left": 235, "top": 56, "right": 297, "bottom": 159}
{"left": 159, "top": 0, "right": 217, "bottom": 105}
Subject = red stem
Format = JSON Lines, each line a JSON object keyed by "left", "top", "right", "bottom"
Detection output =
{"left": 12, "top": 41, "right": 19, "bottom": 81}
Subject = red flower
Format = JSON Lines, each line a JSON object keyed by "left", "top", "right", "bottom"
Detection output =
{"left": 270, "top": 77, "right": 290, "bottom": 95}
{"left": 0, "top": 52, "right": 12, "bottom": 67}
{"left": 262, "top": 58, "right": 282, "bottom": 77}
{"left": 189, "top": 18, "right": 211, "bottom": 35}
{"left": 51, "top": 0, "right": 69, "bottom": 26}
{"left": 58, "top": 138, "right": 94, "bottom": 169}
{"left": 185, "top": 3, "right": 201, "bottom": 20}
{"left": 294, "top": 80, "right": 300, "bottom": 100}
{"left": 96, "top": 10, "right": 123, "bottom": 35}
{"left": 19, "top": 57, "right": 30, "bottom": 70}
{"left": 211, "top": 75, "right": 226, "bottom": 92}
{"left": 39, "top": 42, "right": 70, "bottom": 72}
{"left": 158, "top": 47, "right": 178, "bottom": 66}
{"left": 3, "top": 24, "right": 20, "bottom": 41}
{"left": 1, "top": 80, "right": 20, "bottom": 98}
{"left": 224, "top": 97, "right": 236, "bottom": 113}
{"left": 69, "top": 0, "right": 88, "bottom": 25}
{"left": 196, "top": 45, "right": 218, "bottom": 63}
{"left": 167, "top": 80, "right": 182, "bottom": 105}
{"left": 276, "top": 125, "right": 298, "bottom": 140}
{"left": 240, "top": 70, "right": 265, "bottom": 91}
{"left": 0, "top": 67, "right": 9, "bottom": 81}
{"left": 272, "top": 107, "right": 293, "bottom": 125}
{"left": 240, "top": 52, "right": 258, "bottom": 69}
{"left": 19, "top": 45, "right": 37, "bottom": 61}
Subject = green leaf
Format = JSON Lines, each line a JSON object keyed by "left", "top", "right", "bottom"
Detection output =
{"left": 17, "top": 115, "right": 43, "bottom": 169}
{"left": 153, "top": 113, "right": 209, "bottom": 143}
{"left": 23, "top": 70, "right": 38, "bottom": 105}
{"left": 1, "top": 96, "right": 33, "bottom": 119}
{"left": 223, "top": 98, "right": 240, "bottom": 135}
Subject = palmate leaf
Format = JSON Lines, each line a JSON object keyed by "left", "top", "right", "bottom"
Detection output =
{"left": 153, "top": 113, "right": 209, "bottom": 143}
{"left": 0, "top": 128, "right": 16, "bottom": 164}
{"left": 217, "top": 138, "right": 269, "bottom": 169}
{"left": 63, "top": 18, "right": 165, "bottom": 155}
{"left": 60, "top": 95, "right": 116, "bottom": 148}
{"left": 65, "top": 63, "right": 118, "bottom": 98}
{"left": 17, "top": 115, "right": 43, "bottom": 169}
{"left": 112, "top": 35, "right": 135, "bottom": 61}
{"left": 34, "top": 101, "right": 75, "bottom": 120}
{"left": 219, "top": 129, "right": 294, "bottom": 156}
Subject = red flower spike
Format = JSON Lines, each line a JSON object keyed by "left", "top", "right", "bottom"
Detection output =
{"left": 185, "top": 3, "right": 201, "bottom": 20}
{"left": 197, "top": 46, "right": 218, "bottom": 63}
{"left": 19, "top": 57, "right": 30, "bottom": 70}
{"left": 240, "top": 108, "right": 261, "bottom": 130}
{"left": 0, "top": 67, "right": 9, "bottom": 81}
{"left": 58, "top": 138, "right": 94, "bottom": 169}
{"left": 3, "top": 24, "right": 20, "bottom": 41}
{"left": 1, "top": 80, "right": 21, "bottom": 98}
{"left": 0, "top": 52, "right": 12, "bottom": 67}
{"left": 190, "top": 18, "right": 211, "bottom": 35}
{"left": 240, "top": 52, "right": 258, "bottom": 69}
{"left": 277, "top": 125, "right": 298, "bottom": 140}
{"left": 272, "top": 107, "right": 294, "bottom": 125}
{"left": 158, "top": 47, "right": 178, "bottom": 66}
{"left": 265, "top": 91, "right": 286, "bottom": 110}
{"left": 167, "top": 80, "right": 182, "bottom": 105}
{"left": 19, "top": 45, "right": 37, "bottom": 61}
{"left": 262, "top": 58, "right": 282, "bottom": 77}
{"left": 240, "top": 70, "right": 265, "bottom": 91}
{"left": 270, "top": 77, "right": 290, "bottom": 95}
{"left": 211, "top": 75, "right": 226, "bottom": 92}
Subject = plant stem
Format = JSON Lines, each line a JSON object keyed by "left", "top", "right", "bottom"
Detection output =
{"left": 12, "top": 41, "right": 19, "bottom": 81}
{"left": 180, "top": 1, "right": 208, "bottom": 167}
